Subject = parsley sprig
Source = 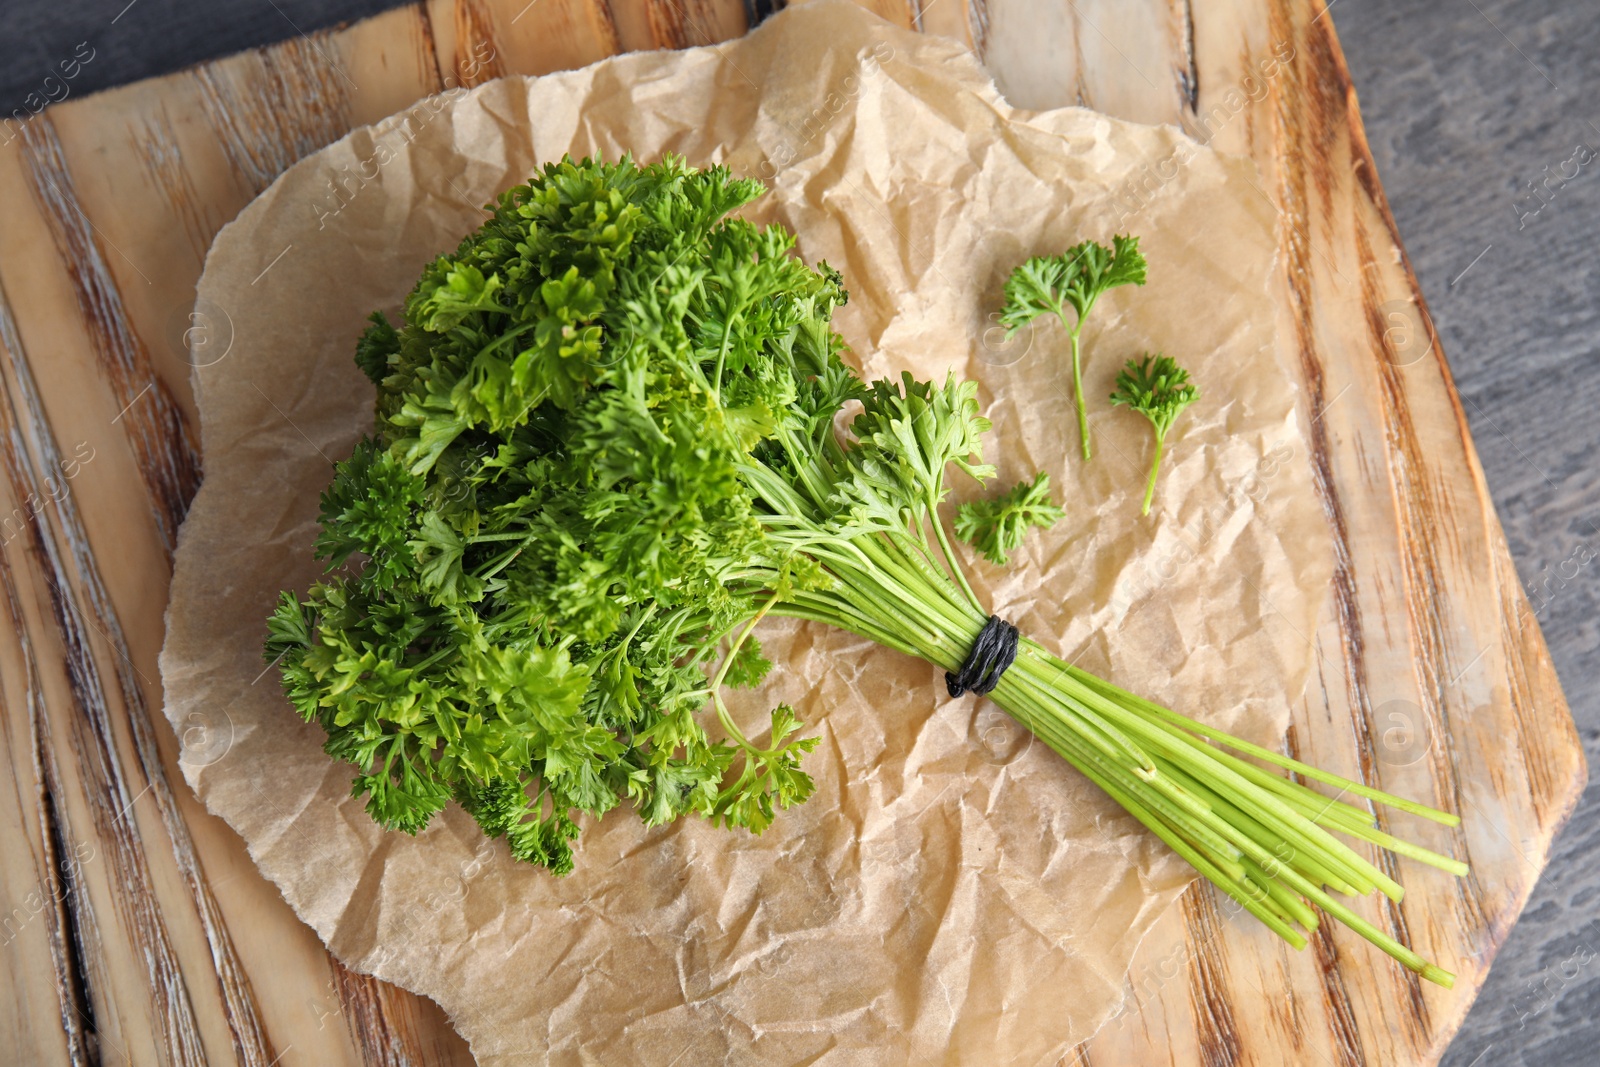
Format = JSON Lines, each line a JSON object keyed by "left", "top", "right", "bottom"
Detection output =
{"left": 999, "top": 237, "right": 1147, "bottom": 460}
{"left": 1110, "top": 353, "right": 1199, "bottom": 515}
{"left": 954, "top": 472, "right": 1064, "bottom": 565}
{"left": 268, "top": 157, "right": 1462, "bottom": 985}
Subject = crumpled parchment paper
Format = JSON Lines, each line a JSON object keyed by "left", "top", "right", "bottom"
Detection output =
{"left": 160, "top": 2, "right": 1332, "bottom": 1063}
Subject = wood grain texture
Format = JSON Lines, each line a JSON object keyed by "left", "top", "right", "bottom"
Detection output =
{"left": 0, "top": 0, "right": 1581, "bottom": 1065}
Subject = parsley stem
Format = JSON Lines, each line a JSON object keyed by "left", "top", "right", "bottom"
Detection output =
{"left": 1143, "top": 434, "right": 1163, "bottom": 516}
{"left": 711, "top": 591, "right": 782, "bottom": 693}
{"left": 1070, "top": 327, "right": 1091, "bottom": 460}
{"left": 926, "top": 494, "right": 982, "bottom": 612}
{"left": 772, "top": 600, "right": 920, "bottom": 659}
{"left": 710, "top": 311, "right": 740, "bottom": 401}
{"left": 984, "top": 649, "right": 1458, "bottom": 981}
{"left": 1063, "top": 662, "right": 1460, "bottom": 825}
{"left": 884, "top": 529, "right": 977, "bottom": 626}
{"left": 474, "top": 546, "right": 523, "bottom": 583}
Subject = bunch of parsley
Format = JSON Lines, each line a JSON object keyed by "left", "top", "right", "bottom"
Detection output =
{"left": 268, "top": 156, "right": 1462, "bottom": 984}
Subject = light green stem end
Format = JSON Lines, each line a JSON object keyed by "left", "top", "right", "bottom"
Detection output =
{"left": 1071, "top": 329, "right": 1090, "bottom": 460}
{"left": 1142, "top": 433, "right": 1164, "bottom": 516}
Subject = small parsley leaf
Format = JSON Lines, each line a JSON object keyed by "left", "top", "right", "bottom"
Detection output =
{"left": 954, "top": 471, "right": 1065, "bottom": 566}
{"left": 1109, "top": 352, "right": 1199, "bottom": 515}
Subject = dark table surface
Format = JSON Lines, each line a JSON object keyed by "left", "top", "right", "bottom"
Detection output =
{"left": 3, "top": 2, "right": 1595, "bottom": 1065}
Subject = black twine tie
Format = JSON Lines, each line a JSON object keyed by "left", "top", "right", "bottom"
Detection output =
{"left": 945, "top": 615, "right": 1020, "bottom": 698}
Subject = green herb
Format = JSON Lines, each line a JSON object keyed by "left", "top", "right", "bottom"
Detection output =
{"left": 954, "top": 471, "right": 1064, "bottom": 565}
{"left": 999, "top": 236, "right": 1147, "bottom": 460}
{"left": 1110, "top": 353, "right": 1199, "bottom": 516}
{"left": 269, "top": 157, "right": 1463, "bottom": 985}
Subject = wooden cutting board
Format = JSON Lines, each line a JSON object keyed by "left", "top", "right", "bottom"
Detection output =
{"left": 0, "top": 1, "right": 1582, "bottom": 1064}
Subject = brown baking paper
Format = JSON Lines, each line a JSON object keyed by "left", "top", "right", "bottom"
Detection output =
{"left": 160, "top": 3, "right": 1333, "bottom": 1062}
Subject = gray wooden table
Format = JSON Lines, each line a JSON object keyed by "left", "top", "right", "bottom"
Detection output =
{"left": 3, "top": 1, "right": 1594, "bottom": 1065}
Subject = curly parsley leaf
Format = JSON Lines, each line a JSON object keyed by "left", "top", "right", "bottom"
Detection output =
{"left": 954, "top": 471, "right": 1065, "bottom": 566}
{"left": 712, "top": 705, "right": 819, "bottom": 835}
